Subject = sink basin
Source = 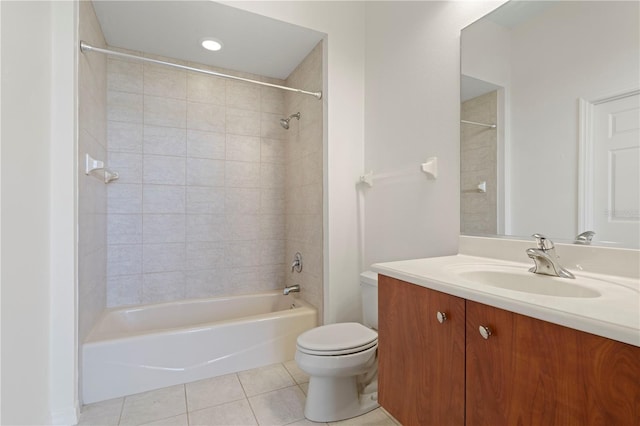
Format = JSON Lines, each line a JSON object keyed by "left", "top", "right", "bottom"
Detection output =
{"left": 450, "top": 265, "right": 602, "bottom": 298}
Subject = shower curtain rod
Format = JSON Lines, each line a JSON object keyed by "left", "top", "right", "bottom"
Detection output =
{"left": 80, "top": 41, "right": 323, "bottom": 100}
{"left": 461, "top": 119, "right": 496, "bottom": 129}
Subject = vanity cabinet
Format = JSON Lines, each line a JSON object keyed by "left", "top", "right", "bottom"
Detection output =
{"left": 466, "top": 300, "right": 640, "bottom": 425}
{"left": 378, "top": 275, "right": 640, "bottom": 426}
{"left": 378, "top": 275, "right": 465, "bottom": 426}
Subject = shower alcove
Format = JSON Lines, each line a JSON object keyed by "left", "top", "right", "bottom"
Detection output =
{"left": 78, "top": 0, "right": 325, "bottom": 401}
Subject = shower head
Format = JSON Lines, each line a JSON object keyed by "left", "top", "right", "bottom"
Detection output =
{"left": 280, "top": 112, "right": 301, "bottom": 129}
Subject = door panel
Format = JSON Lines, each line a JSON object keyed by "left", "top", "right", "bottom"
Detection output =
{"left": 593, "top": 93, "right": 640, "bottom": 246}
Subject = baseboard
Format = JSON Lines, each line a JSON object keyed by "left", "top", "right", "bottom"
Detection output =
{"left": 50, "top": 400, "right": 79, "bottom": 425}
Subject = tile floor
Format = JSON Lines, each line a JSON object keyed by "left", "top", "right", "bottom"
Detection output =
{"left": 78, "top": 360, "right": 399, "bottom": 426}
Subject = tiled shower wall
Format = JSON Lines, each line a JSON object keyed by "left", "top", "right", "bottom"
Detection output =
{"left": 460, "top": 90, "right": 497, "bottom": 235}
{"left": 78, "top": 0, "right": 107, "bottom": 343}
{"left": 284, "top": 42, "right": 324, "bottom": 318}
{"left": 105, "top": 52, "right": 292, "bottom": 306}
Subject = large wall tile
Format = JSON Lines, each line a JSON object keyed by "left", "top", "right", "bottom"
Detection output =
{"left": 108, "top": 183, "right": 142, "bottom": 214}
{"left": 187, "top": 130, "right": 225, "bottom": 160}
{"left": 143, "top": 214, "right": 186, "bottom": 244}
{"left": 187, "top": 72, "right": 225, "bottom": 105}
{"left": 225, "top": 188, "right": 261, "bottom": 215}
{"left": 107, "top": 274, "right": 142, "bottom": 307}
{"left": 108, "top": 244, "right": 143, "bottom": 276}
{"left": 186, "top": 215, "right": 226, "bottom": 242}
{"left": 225, "top": 215, "right": 261, "bottom": 241}
{"left": 106, "top": 49, "right": 293, "bottom": 307}
{"left": 187, "top": 102, "right": 225, "bottom": 132}
{"left": 107, "top": 152, "right": 143, "bottom": 183}
{"left": 108, "top": 214, "right": 142, "bottom": 245}
{"left": 226, "top": 161, "right": 260, "bottom": 188}
{"left": 143, "top": 243, "right": 185, "bottom": 273}
{"left": 108, "top": 59, "right": 143, "bottom": 94}
{"left": 226, "top": 134, "right": 260, "bottom": 162}
{"left": 184, "top": 269, "right": 226, "bottom": 298}
{"left": 108, "top": 121, "right": 143, "bottom": 153}
{"left": 227, "top": 81, "right": 261, "bottom": 111}
{"left": 143, "top": 271, "right": 185, "bottom": 303}
{"left": 144, "top": 95, "right": 187, "bottom": 128}
{"left": 144, "top": 64, "right": 186, "bottom": 99}
{"left": 143, "top": 185, "right": 185, "bottom": 214}
{"left": 108, "top": 91, "right": 143, "bottom": 123}
{"left": 186, "top": 158, "right": 225, "bottom": 187}
{"left": 261, "top": 138, "right": 286, "bottom": 164}
{"left": 226, "top": 108, "right": 260, "bottom": 136}
{"left": 261, "top": 87, "right": 286, "bottom": 115}
{"left": 186, "top": 242, "right": 225, "bottom": 271}
{"left": 143, "top": 155, "right": 186, "bottom": 185}
{"left": 143, "top": 125, "right": 186, "bottom": 156}
{"left": 186, "top": 187, "right": 225, "bottom": 214}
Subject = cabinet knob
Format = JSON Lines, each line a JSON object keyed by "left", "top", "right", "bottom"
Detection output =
{"left": 479, "top": 325, "right": 492, "bottom": 339}
{"left": 436, "top": 311, "right": 447, "bottom": 323}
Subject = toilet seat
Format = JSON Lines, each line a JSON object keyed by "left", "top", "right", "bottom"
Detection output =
{"left": 297, "top": 322, "right": 378, "bottom": 356}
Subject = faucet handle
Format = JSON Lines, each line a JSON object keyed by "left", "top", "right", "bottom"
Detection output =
{"left": 575, "top": 230, "right": 595, "bottom": 245}
{"left": 532, "top": 233, "right": 554, "bottom": 250}
{"left": 291, "top": 252, "right": 303, "bottom": 273}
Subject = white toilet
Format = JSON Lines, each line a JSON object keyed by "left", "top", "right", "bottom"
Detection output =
{"left": 295, "top": 271, "right": 379, "bottom": 422}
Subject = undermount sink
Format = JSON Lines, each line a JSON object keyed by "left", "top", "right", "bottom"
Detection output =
{"left": 450, "top": 265, "right": 602, "bottom": 298}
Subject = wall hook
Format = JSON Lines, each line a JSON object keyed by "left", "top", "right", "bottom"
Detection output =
{"left": 421, "top": 157, "right": 438, "bottom": 179}
{"left": 85, "top": 153, "right": 119, "bottom": 184}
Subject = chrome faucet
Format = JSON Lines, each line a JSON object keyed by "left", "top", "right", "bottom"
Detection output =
{"left": 283, "top": 284, "right": 300, "bottom": 295}
{"left": 574, "top": 230, "right": 595, "bottom": 245}
{"left": 526, "top": 234, "right": 575, "bottom": 279}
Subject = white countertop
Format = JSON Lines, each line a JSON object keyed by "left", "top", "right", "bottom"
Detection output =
{"left": 372, "top": 254, "right": 640, "bottom": 347}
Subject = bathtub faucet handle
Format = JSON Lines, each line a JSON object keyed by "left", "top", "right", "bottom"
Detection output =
{"left": 291, "top": 252, "right": 303, "bottom": 273}
{"left": 283, "top": 284, "right": 300, "bottom": 295}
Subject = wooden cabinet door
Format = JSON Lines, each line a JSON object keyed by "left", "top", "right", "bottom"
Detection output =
{"left": 378, "top": 275, "right": 465, "bottom": 426}
{"left": 466, "top": 300, "right": 640, "bottom": 425}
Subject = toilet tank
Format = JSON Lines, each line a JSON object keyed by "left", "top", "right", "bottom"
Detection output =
{"left": 360, "top": 271, "right": 378, "bottom": 330}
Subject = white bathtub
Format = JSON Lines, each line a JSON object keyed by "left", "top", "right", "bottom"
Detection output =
{"left": 82, "top": 291, "right": 317, "bottom": 404}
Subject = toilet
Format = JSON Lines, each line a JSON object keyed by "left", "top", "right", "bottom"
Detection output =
{"left": 295, "top": 271, "right": 379, "bottom": 422}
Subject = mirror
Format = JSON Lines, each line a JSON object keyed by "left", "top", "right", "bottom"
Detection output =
{"left": 460, "top": 0, "right": 640, "bottom": 248}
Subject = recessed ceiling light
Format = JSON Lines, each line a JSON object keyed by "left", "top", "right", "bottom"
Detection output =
{"left": 201, "top": 38, "right": 223, "bottom": 52}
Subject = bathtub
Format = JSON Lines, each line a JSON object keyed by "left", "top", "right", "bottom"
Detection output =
{"left": 82, "top": 291, "right": 317, "bottom": 404}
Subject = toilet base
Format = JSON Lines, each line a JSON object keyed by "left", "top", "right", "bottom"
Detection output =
{"left": 304, "top": 375, "right": 379, "bottom": 423}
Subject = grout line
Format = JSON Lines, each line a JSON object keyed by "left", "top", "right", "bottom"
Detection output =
{"left": 184, "top": 384, "right": 191, "bottom": 426}
{"left": 281, "top": 361, "right": 299, "bottom": 385}
{"left": 245, "top": 397, "right": 261, "bottom": 426}
{"left": 237, "top": 374, "right": 260, "bottom": 426}
{"left": 236, "top": 372, "right": 249, "bottom": 399}
{"left": 116, "top": 396, "right": 125, "bottom": 425}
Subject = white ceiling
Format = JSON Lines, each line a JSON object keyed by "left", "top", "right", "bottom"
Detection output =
{"left": 92, "top": 1, "right": 325, "bottom": 80}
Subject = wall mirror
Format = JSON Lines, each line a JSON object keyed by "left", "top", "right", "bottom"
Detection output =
{"left": 460, "top": 0, "right": 639, "bottom": 249}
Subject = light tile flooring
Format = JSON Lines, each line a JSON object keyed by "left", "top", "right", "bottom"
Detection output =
{"left": 78, "top": 360, "right": 399, "bottom": 426}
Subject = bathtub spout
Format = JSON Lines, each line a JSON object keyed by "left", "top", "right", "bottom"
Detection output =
{"left": 284, "top": 285, "right": 300, "bottom": 295}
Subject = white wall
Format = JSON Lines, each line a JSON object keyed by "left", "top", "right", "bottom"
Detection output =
{"left": 1, "top": 1, "right": 54, "bottom": 423}
{"left": 1, "top": 1, "right": 78, "bottom": 423}
{"left": 221, "top": 1, "right": 366, "bottom": 324}
{"left": 50, "top": 2, "right": 79, "bottom": 423}
{"left": 363, "top": 1, "right": 504, "bottom": 267}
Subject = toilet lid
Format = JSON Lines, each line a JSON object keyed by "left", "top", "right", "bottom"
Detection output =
{"left": 297, "top": 322, "right": 378, "bottom": 354}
